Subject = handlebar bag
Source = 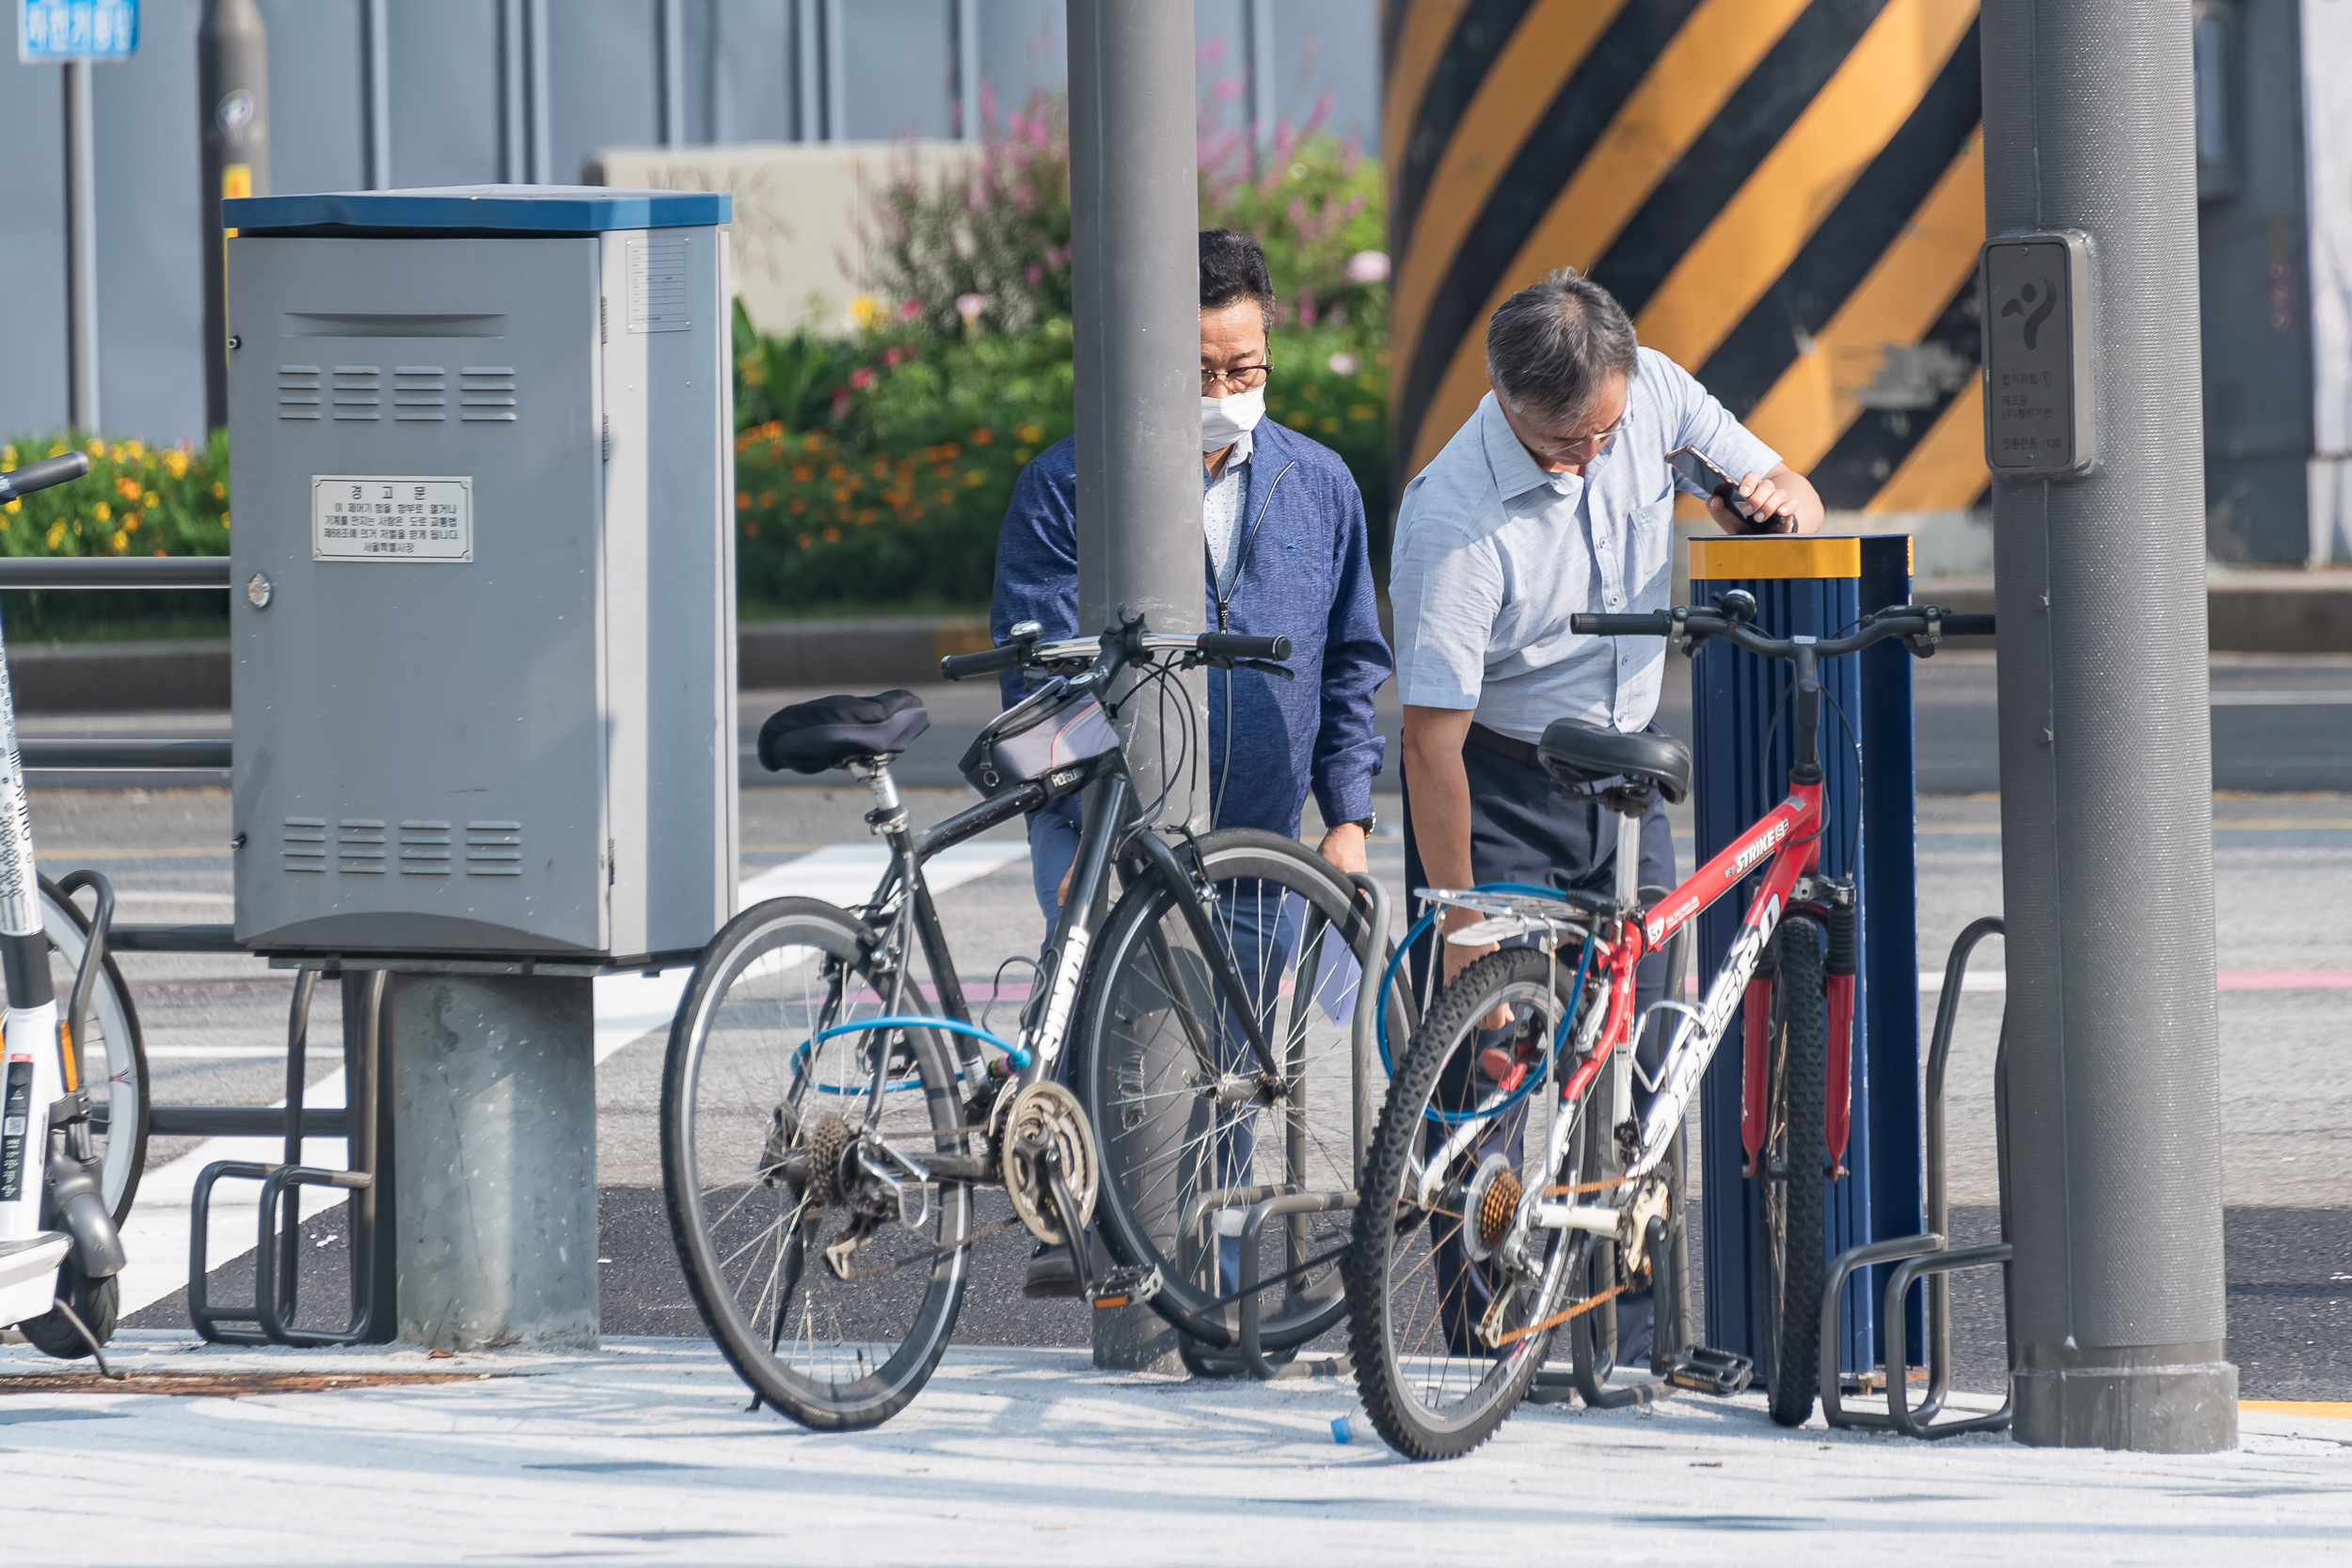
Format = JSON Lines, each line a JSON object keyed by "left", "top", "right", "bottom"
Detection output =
{"left": 959, "top": 686, "right": 1120, "bottom": 797}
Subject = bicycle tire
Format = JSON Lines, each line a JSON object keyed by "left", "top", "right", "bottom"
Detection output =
{"left": 1345, "top": 945, "right": 1593, "bottom": 1460}
{"left": 19, "top": 1264, "right": 119, "bottom": 1358}
{"left": 661, "top": 896, "right": 972, "bottom": 1432}
{"left": 40, "top": 876, "right": 148, "bottom": 1225}
{"left": 1759, "top": 914, "right": 1828, "bottom": 1427}
{"left": 1073, "top": 830, "right": 1384, "bottom": 1352}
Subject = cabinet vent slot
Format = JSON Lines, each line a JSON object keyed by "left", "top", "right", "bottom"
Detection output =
{"left": 465, "top": 820, "right": 523, "bottom": 876}
{"left": 459, "top": 367, "right": 517, "bottom": 422}
{"left": 338, "top": 818, "right": 387, "bottom": 874}
{"left": 392, "top": 366, "right": 446, "bottom": 421}
{"left": 399, "top": 819, "right": 453, "bottom": 875}
{"left": 281, "top": 816, "right": 326, "bottom": 873}
{"left": 331, "top": 365, "right": 381, "bottom": 420}
{"left": 278, "top": 366, "right": 322, "bottom": 420}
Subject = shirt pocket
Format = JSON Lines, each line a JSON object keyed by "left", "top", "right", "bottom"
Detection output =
{"left": 1630, "top": 497, "right": 1675, "bottom": 604}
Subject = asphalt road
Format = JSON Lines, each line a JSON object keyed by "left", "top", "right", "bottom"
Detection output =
{"left": 60, "top": 781, "right": 2347, "bottom": 1400}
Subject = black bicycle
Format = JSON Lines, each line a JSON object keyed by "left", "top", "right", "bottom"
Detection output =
{"left": 660, "top": 613, "right": 1399, "bottom": 1430}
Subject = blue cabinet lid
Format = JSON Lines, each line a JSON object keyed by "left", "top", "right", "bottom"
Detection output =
{"left": 225, "top": 184, "right": 730, "bottom": 234}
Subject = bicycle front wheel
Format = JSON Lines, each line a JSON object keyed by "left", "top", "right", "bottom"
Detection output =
{"left": 1075, "top": 830, "right": 1385, "bottom": 1352}
{"left": 41, "top": 877, "right": 148, "bottom": 1224}
{"left": 661, "top": 896, "right": 973, "bottom": 1432}
{"left": 1758, "top": 915, "right": 1828, "bottom": 1427}
{"left": 1346, "top": 945, "right": 1595, "bottom": 1460}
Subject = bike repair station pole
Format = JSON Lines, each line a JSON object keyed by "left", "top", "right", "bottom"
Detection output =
{"left": 1687, "top": 535, "right": 1921, "bottom": 1382}
{"left": 1067, "top": 0, "right": 1204, "bottom": 1374}
{"left": 1981, "top": 0, "right": 2236, "bottom": 1449}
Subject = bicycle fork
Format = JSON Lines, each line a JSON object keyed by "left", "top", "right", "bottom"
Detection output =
{"left": 0, "top": 649, "right": 122, "bottom": 1283}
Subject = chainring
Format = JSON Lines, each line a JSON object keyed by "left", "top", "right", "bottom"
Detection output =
{"left": 996, "top": 1080, "right": 1100, "bottom": 1245}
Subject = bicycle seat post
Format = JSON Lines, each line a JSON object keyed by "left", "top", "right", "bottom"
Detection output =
{"left": 853, "top": 757, "right": 908, "bottom": 839}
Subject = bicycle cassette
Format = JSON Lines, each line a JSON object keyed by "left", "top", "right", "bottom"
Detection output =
{"left": 996, "top": 1080, "right": 1100, "bottom": 1246}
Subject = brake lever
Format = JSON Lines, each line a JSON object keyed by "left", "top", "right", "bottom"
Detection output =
{"left": 1235, "top": 658, "right": 1295, "bottom": 680}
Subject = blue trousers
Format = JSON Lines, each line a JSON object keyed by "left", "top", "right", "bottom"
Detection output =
{"left": 1026, "top": 795, "right": 1293, "bottom": 1291}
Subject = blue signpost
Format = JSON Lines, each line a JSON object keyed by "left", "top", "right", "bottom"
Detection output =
{"left": 22, "top": 0, "right": 136, "bottom": 431}
{"left": 18, "top": 0, "right": 138, "bottom": 60}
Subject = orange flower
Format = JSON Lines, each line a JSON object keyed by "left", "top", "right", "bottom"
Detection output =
{"left": 791, "top": 465, "right": 814, "bottom": 483}
{"left": 736, "top": 492, "right": 752, "bottom": 510}
{"left": 970, "top": 428, "right": 994, "bottom": 446}
{"left": 822, "top": 526, "right": 841, "bottom": 543}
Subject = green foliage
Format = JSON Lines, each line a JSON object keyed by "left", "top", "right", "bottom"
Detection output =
{"left": 0, "top": 430, "right": 232, "bottom": 639}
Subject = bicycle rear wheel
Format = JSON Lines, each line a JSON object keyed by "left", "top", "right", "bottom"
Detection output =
{"left": 1346, "top": 946, "right": 1594, "bottom": 1459}
{"left": 40, "top": 877, "right": 147, "bottom": 1225}
{"left": 1074, "top": 830, "right": 1384, "bottom": 1352}
{"left": 1758, "top": 915, "right": 1827, "bottom": 1427}
{"left": 661, "top": 896, "right": 973, "bottom": 1432}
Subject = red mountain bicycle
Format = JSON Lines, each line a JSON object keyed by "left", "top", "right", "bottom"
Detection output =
{"left": 1345, "top": 592, "right": 1990, "bottom": 1460}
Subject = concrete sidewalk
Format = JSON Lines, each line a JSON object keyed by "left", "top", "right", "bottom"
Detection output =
{"left": 6, "top": 1335, "right": 2345, "bottom": 1565}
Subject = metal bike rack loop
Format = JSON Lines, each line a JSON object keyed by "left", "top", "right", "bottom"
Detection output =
{"left": 1820, "top": 915, "right": 2013, "bottom": 1437}
{"left": 1177, "top": 870, "right": 1390, "bottom": 1381}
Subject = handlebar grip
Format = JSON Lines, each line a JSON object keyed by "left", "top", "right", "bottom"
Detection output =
{"left": 1198, "top": 631, "right": 1291, "bottom": 660}
{"left": 1568, "top": 611, "right": 1675, "bottom": 637}
{"left": 1939, "top": 613, "right": 1995, "bottom": 637}
{"left": 0, "top": 452, "right": 90, "bottom": 503}
{"left": 939, "top": 644, "right": 1025, "bottom": 681}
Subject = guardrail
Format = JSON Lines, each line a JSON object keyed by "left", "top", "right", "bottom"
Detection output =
{"left": 0, "top": 556, "right": 233, "bottom": 589}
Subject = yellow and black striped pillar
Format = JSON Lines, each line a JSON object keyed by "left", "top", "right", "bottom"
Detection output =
{"left": 1383, "top": 0, "right": 1990, "bottom": 513}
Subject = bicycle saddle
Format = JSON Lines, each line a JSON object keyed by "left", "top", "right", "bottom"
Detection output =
{"left": 758, "top": 689, "right": 931, "bottom": 774}
{"left": 1536, "top": 718, "right": 1692, "bottom": 804}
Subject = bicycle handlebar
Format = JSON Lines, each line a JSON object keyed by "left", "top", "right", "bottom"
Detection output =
{"left": 940, "top": 623, "right": 1293, "bottom": 683}
{"left": 0, "top": 451, "right": 91, "bottom": 503}
{"left": 938, "top": 643, "right": 1025, "bottom": 682}
{"left": 1569, "top": 603, "right": 1995, "bottom": 660}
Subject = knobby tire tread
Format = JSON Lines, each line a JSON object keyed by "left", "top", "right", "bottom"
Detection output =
{"left": 1765, "top": 917, "right": 1828, "bottom": 1428}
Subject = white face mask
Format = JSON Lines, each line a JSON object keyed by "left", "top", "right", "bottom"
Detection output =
{"left": 1200, "top": 385, "right": 1266, "bottom": 452}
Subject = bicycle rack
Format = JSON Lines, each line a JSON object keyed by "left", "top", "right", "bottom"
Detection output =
{"left": 1176, "top": 870, "right": 1389, "bottom": 1382}
{"left": 1820, "top": 915, "right": 2012, "bottom": 1438}
{"left": 187, "top": 966, "right": 389, "bottom": 1346}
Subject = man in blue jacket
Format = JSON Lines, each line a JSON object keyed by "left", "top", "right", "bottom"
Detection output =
{"left": 990, "top": 229, "right": 1392, "bottom": 1296}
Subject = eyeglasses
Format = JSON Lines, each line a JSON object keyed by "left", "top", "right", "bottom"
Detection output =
{"left": 1201, "top": 364, "right": 1272, "bottom": 393}
{"left": 1522, "top": 413, "right": 1626, "bottom": 462}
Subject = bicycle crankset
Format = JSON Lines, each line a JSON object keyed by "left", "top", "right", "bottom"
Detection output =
{"left": 994, "top": 1080, "right": 1100, "bottom": 1246}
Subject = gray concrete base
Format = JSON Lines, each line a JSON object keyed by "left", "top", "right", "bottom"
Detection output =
{"left": 389, "top": 973, "right": 598, "bottom": 1352}
{"left": 2013, "top": 1356, "right": 2240, "bottom": 1452}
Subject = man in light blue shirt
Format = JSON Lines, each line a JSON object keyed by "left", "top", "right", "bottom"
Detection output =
{"left": 1391, "top": 268, "right": 1822, "bottom": 1362}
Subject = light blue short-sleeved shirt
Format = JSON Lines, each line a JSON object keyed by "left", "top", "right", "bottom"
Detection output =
{"left": 1390, "top": 348, "right": 1781, "bottom": 743}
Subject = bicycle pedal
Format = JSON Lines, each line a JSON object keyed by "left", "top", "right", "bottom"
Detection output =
{"left": 1663, "top": 1346, "right": 1754, "bottom": 1397}
{"left": 1088, "top": 1264, "right": 1161, "bottom": 1311}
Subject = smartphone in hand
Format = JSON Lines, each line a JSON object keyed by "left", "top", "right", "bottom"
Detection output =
{"left": 1666, "top": 446, "right": 1787, "bottom": 532}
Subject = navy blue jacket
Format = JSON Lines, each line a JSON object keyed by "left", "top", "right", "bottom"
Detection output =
{"left": 990, "top": 422, "right": 1391, "bottom": 835}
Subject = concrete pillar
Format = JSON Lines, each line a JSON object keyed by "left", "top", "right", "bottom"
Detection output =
{"left": 1068, "top": 0, "right": 1201, "bottom": 1373}
{"left": 1980, "top": 0, "right": 2237, "bottom": 1450}
{"left": 389, "top": 974, "right": 596, "bottom": 1351}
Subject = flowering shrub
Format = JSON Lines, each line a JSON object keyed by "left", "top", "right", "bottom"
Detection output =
{"left": 0, "top": 431, "right": 232, "bottom": 637}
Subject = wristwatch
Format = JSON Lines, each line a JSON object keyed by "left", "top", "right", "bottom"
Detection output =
{"left": 1345, "top": 814, "right": 1377, "bottom": 834}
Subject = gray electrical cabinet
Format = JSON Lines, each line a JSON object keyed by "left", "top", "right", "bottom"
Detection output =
{"left": 221, "top": 185, "right": 738, "bottom": 962}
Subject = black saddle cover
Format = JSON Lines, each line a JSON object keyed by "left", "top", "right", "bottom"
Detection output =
{"left": 1536, "top": 718, "right": 1692, "bottom": 804}
{"left": 758, "top": 689, "right": 931, "bottom": 774}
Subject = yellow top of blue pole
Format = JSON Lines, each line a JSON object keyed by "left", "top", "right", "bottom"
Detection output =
{"left": 1688, "top": 535, "right": 1865, "bottom": 579}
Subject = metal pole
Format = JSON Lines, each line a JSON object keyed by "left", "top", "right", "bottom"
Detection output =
{"left": 199, "top": 0, "right": 269, "bottom": 436}
{"left": 1243, "top": 0, "right": 1277, "bottom": 162}
{"left": 1980, "top": 0, "right": 2237, "bottom": 1451}
{"left": 1067, "top": 0, "right": 1202, "bottom": 1373}
{"left": 498, "top": 0, "right": 526, "bottom": 182}
{"left": 62, "top": 61, "right": 99, "bottom": 434}
{"left": 527, "top": 0, "right": 551, "bottom": 183}
{"left": 657, "top": 0, "right": 683, "bottom": 146}
{"left": 821, "top": 0, "right": 847, "bottom": 142}
{"left": 793, "top": 0, "right": 820, "bottom": 143}
{"left": 954, "top": 0, "right": 982, "bottom": 142}
{"left": 360, "top": 0, "right": 390, "bottom": 190}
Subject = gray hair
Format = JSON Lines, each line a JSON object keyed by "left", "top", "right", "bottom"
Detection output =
{"left": 1485, "top": 268, "right": 1639, "bottom": 427}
